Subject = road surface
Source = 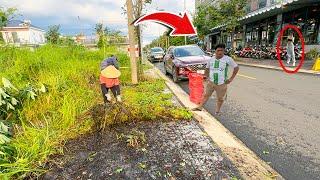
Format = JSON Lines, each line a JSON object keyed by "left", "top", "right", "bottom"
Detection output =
{"left": 153, "top": 62, "right": 320, "bottom": 180}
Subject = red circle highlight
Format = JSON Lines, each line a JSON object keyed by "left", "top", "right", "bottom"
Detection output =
{"left": 276, "top": 24, "right": 305, "bottom": 74}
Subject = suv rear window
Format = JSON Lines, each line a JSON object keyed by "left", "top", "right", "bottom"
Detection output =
{"left": 174, "top": 46, "right": 205, "bottom": 57}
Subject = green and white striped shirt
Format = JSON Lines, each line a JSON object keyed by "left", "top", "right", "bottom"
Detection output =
{"left": 207, "top": 55, "right": 238, "bottom": 85}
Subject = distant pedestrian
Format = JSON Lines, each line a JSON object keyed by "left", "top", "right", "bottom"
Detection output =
{"left": 286, "top": 36, "right": 296, "bottom": 66}
{"left": 100, "top": 55, "right": 122, "bottom": 104}
{"left": 192, "top": 44, "right": 239, "bottom": 115}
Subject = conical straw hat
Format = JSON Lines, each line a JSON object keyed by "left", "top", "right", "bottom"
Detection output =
{"left": 101, "top": 65, "right": 121, "bottom": 78}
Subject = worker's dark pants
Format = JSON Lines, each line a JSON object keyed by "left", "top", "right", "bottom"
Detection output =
{"left": 100, "top": 84, "right": 121, "bottom": 103}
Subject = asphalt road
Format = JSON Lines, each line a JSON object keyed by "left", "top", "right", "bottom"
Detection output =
{"left": 153, "top": 61, "right": 320, "bottom": 180}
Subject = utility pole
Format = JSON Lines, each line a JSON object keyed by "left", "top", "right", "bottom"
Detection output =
{"left": 126, "top": 0, "right": 138, "bottom": 84}
{"left": 184, "top": 0, "right": 187, "bottom": 45}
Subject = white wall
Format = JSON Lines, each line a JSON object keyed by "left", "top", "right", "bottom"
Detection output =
{"left": 17, "top": 31, "right": 30, "bottom": 44}
{"left": 29, "top": 28, "right": 46, "bottom": 44}
{"left": 1, "top": 28, "right": 45, "bottom": 45}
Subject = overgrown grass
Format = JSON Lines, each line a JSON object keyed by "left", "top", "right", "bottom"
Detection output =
{"left": 0, "top": 44, "right": 192, "bottom": 179}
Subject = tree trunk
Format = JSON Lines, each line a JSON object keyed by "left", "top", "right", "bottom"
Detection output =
{"left": 126, "top": 0, "right": 138, "bottom": 84}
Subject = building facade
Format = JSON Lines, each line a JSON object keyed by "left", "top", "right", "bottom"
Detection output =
{"left": 201, "top": 0, "right": 320, "bottom": 52}
{"left": 0, "top": 20, "right": 46, "bottom": 45}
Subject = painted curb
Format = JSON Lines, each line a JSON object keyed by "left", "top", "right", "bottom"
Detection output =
{"left": 146, "top": 61, "right": 284, "bottom": 180}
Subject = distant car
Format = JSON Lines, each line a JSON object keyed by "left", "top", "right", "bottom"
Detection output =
{"left": 163, "top": 45, "right": 211, "bottom": 82}
{"left": 148, "top": 47, "right": 165, "bottom": 62}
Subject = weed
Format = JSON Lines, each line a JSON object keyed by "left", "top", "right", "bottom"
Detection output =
{"left": 137, "top": 162, "right": 147, "bottom": 170}
{"left": 114, "top": 167, "right": 123, "bottom": 174}
{"left": 126, "top": 130, "right": 146, "bottom": 148}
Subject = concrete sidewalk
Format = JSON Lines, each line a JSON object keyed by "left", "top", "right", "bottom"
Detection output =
{"left": 236, "top": 57, "right": 320, "bottom": 75}
{"left": 146, "top": 61, "right": 283, "bottom": 180}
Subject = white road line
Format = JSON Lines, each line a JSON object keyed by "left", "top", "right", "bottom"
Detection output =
{"left": 238, "top": 73, "right": 257, "bottom": 80}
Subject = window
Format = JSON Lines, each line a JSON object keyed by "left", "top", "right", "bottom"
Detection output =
{"left": 283, "top": 6, "right": 320, "bottom": 45}
{"left": 11, "top": 32, "right": 19, "bottom": 43}
{"left": 227, "top": 35, "right": 232, "bottom": 42}
{"left": 151, "top": 47, "right": 164, "bottom": 53}
{"left": 245, "top": 4, "right": 251, "bottom": 13}
{"left": 270, "top": 0, "right": 276, "bottom": 5}
{"left": 259, "top": 0, "right": 267, "bottom": 9}
{"left": 267, "top": 17, "right": 277, "bottom": 45}
{"left": 252, "top": 31, "right": 258, "bottom": 41}
{"left": 246, "top": 32, "right": 252, "bottom": 42}
{"left": 262, "top": 31, "right": 267, "bottom": 41}
{"left": 173, "top": 46, "right": 205, "bottom": 57}
{"left": 305, "top": 6, "right": 320, "bottom": 44}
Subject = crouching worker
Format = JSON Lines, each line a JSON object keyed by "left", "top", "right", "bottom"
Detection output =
{"left": 100, "top": 55, "right": 122, "bottom": 104}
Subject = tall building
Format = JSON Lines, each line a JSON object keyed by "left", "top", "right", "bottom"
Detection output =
{"left": 197, "top": 0, "right": 320, "bottom": 52}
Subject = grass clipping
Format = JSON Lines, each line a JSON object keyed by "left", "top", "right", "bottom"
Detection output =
{"left": 92, "top": 78, "right": 193, "bottom": 131}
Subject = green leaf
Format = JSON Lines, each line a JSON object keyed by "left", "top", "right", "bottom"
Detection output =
{"left": 0, "top": 88, "right": 10, "bottom": 98}
{"left": 2, "top": 78, "right": 18, "bottom": 91}
{"left": 6, "top": 103, "right": 15, "bottom": 110}
{"left": 0, "top": 134, "right": 11, "bottom": 144}
{"left": 0, "top": 100, "right": 5, "bottom": 106}
{"left": 263, "top": 150, "right": 270, "bottom": 155}
{"left": 0, "top": 122, "right": 9, "bottom": 134}
{"left": 115, "top": 167, "right": 123, "bottom": 174}
{"left": 11, "top": 97, "right": 18, "bottom": 105}
{"left": 39, "top": 84, "right": 46, "bottom": 93}
{"left": 28, "top": 91, "right": 37, "bottom": 100}
{"left": 138, "top": 162, "right": 147, "bottom": 169}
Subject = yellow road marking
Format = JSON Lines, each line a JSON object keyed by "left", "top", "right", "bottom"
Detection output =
{"left": 238, "top": 73, "right": 257, "bottom": 80}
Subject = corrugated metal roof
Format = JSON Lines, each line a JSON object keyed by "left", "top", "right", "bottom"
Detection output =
{"left": 239, "top": 0, "right": 300, "bottom": 20}
{"left": 4, "top": 20, "right": 45, "bottom": 31}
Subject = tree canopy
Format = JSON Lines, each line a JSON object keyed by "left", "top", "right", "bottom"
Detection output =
{"left": 193, "top": 0, "right": 247, "bottom": 40}
{"left": 45, "top": 25, "right": 61, "bottom": 44}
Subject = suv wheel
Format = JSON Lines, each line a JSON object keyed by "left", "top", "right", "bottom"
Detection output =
{"left": 172, "top": 66, "right": 179, "bottom": 83}
{"left": 164, "top": 62, "right": 169, "bottom": 75}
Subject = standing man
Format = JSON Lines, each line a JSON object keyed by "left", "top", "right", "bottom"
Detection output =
{"left": 286, "top": 35, "right": 296, "bottom": 66}
{"left": 193, "top": 44, "right": 239, "bottom": 114}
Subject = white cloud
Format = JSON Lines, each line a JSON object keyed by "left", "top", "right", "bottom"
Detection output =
{"left": 2, "top": 0, "right": 127, "bottom": 25}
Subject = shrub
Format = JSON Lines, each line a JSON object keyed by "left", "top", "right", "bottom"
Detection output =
{"left": 306, "top": 48, "right": 320, "bottom": 61}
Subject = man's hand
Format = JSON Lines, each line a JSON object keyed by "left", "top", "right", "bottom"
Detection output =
{"left": 225, "top": 79, "right": 232, "bottom": 84}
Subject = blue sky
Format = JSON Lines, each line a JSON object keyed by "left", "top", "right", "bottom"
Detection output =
{"left": 1, "top": 0, "right": 195, "bottom": 46}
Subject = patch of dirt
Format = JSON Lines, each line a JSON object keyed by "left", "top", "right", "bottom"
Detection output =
{"left": 42, "top": 108, "right": 239, "bottom": 180}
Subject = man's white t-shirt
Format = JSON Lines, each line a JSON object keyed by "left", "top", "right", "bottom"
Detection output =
{"left": 206, "top": 55, "right": 238, "bottom": 85}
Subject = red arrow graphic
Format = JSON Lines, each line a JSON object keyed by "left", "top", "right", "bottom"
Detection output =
{"left": 134, "top": 11, "right": 197, "bottom": 36}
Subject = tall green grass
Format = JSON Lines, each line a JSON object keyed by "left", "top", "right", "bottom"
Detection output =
{"left": 0, "top": 44, "right": 192, "bottom": 179}
{"left": 0, "top": 45, "right": 131, "bottom": 179}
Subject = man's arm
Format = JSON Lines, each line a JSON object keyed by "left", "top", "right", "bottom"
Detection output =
{"left": 226, "top": 66, "right": 239, "bottom": 84}
{"left": 113, "top": 59, "right": 120, "bottom": 69}
{"left": 225, "top": 57, "right": 239, "bottom": 84}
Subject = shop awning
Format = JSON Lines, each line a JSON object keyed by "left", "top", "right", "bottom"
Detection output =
{"left": 240, "top": 0, "right": 319, "bottom": 23}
